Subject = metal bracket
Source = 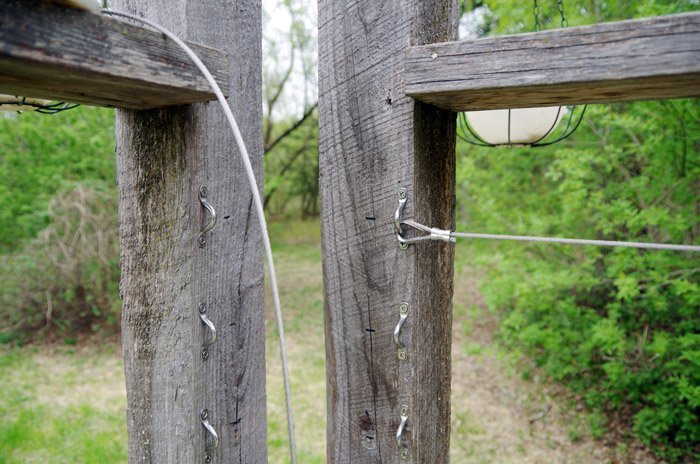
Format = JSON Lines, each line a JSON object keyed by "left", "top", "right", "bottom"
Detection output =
{"left": 395, "top": 188, "right": 454, "bottom": 247}
{"left": 198, "top": 302, "right": 217, "bottom": 360}
{"left": 396, "top": 404, "right": 409, "bottom": 460}
{"left": 198, "top": 185, "right": 217, "bottom": 248}
{"left": 200, "top": 409, "right": 219, "bottom": 462}
{"left": 395, "top": 188, "right": 409, "bottom": 249}
{"left": 394, "top": 302, "right": 409, "bottom": 360}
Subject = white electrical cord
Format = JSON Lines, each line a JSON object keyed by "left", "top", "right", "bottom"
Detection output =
{"left": 102, "top": 10, "right": 297, "bottom": 463}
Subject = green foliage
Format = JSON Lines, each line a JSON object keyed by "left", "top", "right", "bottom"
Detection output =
{"left": 0, "top": 185, "right": 120, "bottom": 342}
{"left": 262, "top": 0, "right": 319, "bottom": 217}
{"left": 462, "top": 0, "right": 700, "bottom": 35}
{"left": 0, "top": 107, "right": 115, "bottom": 253}
{"left": 457, "top": 3, "right": 700, "bottom": 460}
{"left": 0, "top": 347, "right": 127, "bottom": 463}
{"left": 0, "top": 107, "right": 119, "bottom": 341}
{"left": 458, "top": 99, "right": 699, "bottom": 461}
{"left": 264, "top": 111, "right": 319, "bottom": 217}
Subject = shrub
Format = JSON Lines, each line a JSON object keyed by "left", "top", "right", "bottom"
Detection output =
{"left": 0, "top": 107, "right": 115, "bottom": 252}
{"left": 0, "top": 184, "right": 120, "bottom": 342}
{"left": 458, "top": 99, "right": 700, "bottom": 462}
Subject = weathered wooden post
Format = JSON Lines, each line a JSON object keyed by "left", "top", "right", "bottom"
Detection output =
{"left": 318, "top": 1, "right": 459, "bottom": 462}
{"left": 113, "top": 0, "right": 266, "bottom": 462}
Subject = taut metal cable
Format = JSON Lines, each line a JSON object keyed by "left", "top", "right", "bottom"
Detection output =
{"left": 400, "top": 219, "right": 700, "bottom": 252}
{"left": 102, "top": 9, "right": 297, "bottom": 463}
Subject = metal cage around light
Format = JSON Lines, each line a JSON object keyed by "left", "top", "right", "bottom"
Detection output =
{"left": 457, "top": 0, "right": 588, "bottom": 148}
{"left": 0, "top": 94, "right": 80, "bottom": 114}
{"left": 457, "top": 104, "right": 587, "bottom": 148}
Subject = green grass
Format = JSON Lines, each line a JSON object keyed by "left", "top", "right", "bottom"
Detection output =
{"left": 0, "top": 346, "right": 127, "bottom": 463}
{"left": 266, "top": 217, "right": 326, "bottom": 463}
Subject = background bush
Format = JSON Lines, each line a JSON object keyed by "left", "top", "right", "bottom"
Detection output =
{"left": 0, "top": 107, "right": 115, "bottom": 252}
{"left": 454, "top": 3, "right": 699, "bottom": 460}
{"left": 457, "top": 100, "right": 699, "bottom": 462}
{"left": 0, "top": 108, "right": 119, "bottom": 343}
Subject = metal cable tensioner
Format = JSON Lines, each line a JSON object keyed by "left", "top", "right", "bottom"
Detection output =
{"left": 395, "top": 189, "right": 700, "bottom": 252}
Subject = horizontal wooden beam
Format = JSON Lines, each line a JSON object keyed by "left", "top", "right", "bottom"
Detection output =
{"left": 405, "top": 12, "right": 700, "bottom": 111}
{"left": 0, "top": 0, "right": 229, "bottom": 109}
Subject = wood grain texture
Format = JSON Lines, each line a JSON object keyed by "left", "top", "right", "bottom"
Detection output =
{"left": 0, "top": 0, "right": 229, "bottom": 109}
{"left": 115, "top": 0, "right": 265, "bottom": 462}
{"left": 319, "top": 0, "right": 458, "bottom": 462}
{"left": 405, "top": 12, "right": 700, "bottom": 111}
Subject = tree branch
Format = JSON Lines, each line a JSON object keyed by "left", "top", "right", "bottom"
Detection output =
{"left": 264, "top": 102, "right": 318, "bottom": 153}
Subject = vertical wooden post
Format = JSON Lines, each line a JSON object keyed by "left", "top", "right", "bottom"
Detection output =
{"left": 114, "top": 1, "right": 266, "bottom": 462}
{"left": 319, "top": 1, "right": 458, "bottom": 462}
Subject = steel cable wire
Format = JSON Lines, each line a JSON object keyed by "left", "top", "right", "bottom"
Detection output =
{"left": 401, "top": 219, "right": 700, "bottom": 252}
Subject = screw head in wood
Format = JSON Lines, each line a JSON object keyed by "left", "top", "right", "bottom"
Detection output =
{"left": 198, "top": 235, "right": 207, "bottom": 248}
{"left": 199, "top": 185, "right": 208, "bottom": 198}
{"left": 400, "top": 404, "right": 409, "bottom": 416}
{"left": 201, "top": 346, "right": 209, "bottom": 360}
{"left": 401, "top": 448, "right": 409, "bottom": 460}
{"left": 199, "top": 302, "right": 207, "bottom": 314}
{"left": 399, "top": 303, "right": 408, "bottom": 314}
{"left": 398, "top": 187, "right": 407, "bottom": 200}
{"left": 398, "top": 348, "right": 407, "bottom": 360}
{"left": 399, "top": 242, "right": 408, "bottom": 250}
{"left": 201, "top": 409, "right": 209, "bottom": 420}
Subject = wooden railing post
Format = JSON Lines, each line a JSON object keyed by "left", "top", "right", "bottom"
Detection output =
{"left": 114, "top": 0, "right": 266, "bottom": 462}
{"left": 319, "top": 1, "right": 459, "bottom": 462}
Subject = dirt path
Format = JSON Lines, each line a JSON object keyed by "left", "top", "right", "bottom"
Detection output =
{"left": 449, "top": 268, "right": 662, "bottom": 464}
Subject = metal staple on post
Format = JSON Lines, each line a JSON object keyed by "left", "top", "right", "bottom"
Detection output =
{"left": 396, "top": 404, "right": 410, "bottom": 460}
{"left": 197, "top": 186, "right": 219, "bottom": 459}
{"left": 198, "top": 302, "right": 217, "bottom": 360}
{"left": 198, "top": 185, "right": 217, "bottom": 248}
{"left": 396, "top": 188, "right": 409, "bottom": 249}
{"left": 394, "top": 302, "right": 409, "bottom": 360}
{"left": 200, "top": 409, "right": 219, "bottom": 462}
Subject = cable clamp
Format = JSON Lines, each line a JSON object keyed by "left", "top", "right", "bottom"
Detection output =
{"left": 402, "top": 220, "right": 455, "bottom": 243}
{"left": 395, "top": 188, "right": 455, "bottom": 247}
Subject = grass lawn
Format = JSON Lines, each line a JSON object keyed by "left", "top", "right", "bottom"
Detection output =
{"left": 0, "top": 344, "right": 127, "bottom": 463}
{"left": 1, "top": 218, "right": 643, "bottom": 463}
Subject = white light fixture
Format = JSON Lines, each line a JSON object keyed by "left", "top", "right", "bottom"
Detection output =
{"left": 458, "top": 105, "right": 586, "bottom": 147}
